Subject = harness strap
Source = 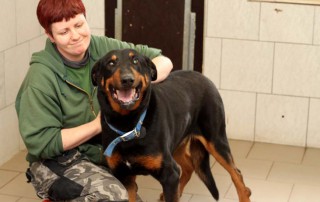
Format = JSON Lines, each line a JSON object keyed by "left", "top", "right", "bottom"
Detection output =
{"left": 103, "top": 110, "right": 147, "bottom": 157}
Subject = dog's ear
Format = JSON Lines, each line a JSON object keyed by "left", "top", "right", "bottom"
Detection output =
{"left": 145, "top": 57, "right": 157, "bottom": 81}
{"left": 91, "top": 60, "right": 101, "bottom": 86}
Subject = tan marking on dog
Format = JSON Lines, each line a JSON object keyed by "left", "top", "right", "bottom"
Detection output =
{"left": 193, "top": 135, "right": 251, "bottom": 202}
{"left": 106, "top": 152, "right": 122, "bottom": 169}
{"left": 129, "top": 51, "right": 135, "bottom": 57}
{"left": 134, "top": 154, "right": 163, "bottom": 170}
{"left": 173, "top": 137, "right": 194, "bottom": 197}
{"left": 100, "top": 78, "right": 105, "bottom": 87}
{"left": 104, "top": 69, "right": 131, "bottom": 115}
{"left": 111, "top": 54, "right": 117, "bottom": 61}
{"left": 125, "top": 175, "right": 138, "bottom": 202}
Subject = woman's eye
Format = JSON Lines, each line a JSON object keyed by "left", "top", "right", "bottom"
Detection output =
{"left": 75, "top": 23, "right": 83, "bottom": 28}
{"left": 59, "top": 30, "right": 68, "bottom": 35}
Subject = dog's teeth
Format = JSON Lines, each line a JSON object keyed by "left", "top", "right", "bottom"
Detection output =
{"left": 114, "top": 93, "right": 118, "bottom": 99}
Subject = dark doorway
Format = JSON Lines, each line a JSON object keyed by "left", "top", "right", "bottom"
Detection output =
{"left": 105, "top": 0, "right": 204, "bottom": 72}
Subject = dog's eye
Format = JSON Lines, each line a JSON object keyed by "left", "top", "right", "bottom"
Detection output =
{"left": 108, "top": 61, "right": 115, "bottom": 66}
{"left": 133, "top": 58, "right": 139, "bottom": 65}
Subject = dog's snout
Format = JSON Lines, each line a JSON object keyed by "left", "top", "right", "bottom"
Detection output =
{"left": 121, "top": 75, "right": 135, "bottom": 87}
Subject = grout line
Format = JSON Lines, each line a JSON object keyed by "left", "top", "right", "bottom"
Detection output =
{"left": 0, "top": 171, "right": 21, "bottom": 190}
{"left": 305, "top": 98, "right": 311, "bottom": 148}
{"left": 311, "top": 7, "right": 316, "bottom": 45}
{"left": 253, "top": 93, "right": 258, "bottom": 143}
{"left": 245, "top": 141, "right": 255, "bottom": 159}
{"left": 271, "top": 42, "right": 276, "bottom": 94}
{"left": 219, "top": 39, "right": 223, "bottom": 89}
{"left": 287, "top": 184, "right": 295, "bottom": 202}
{"left": 265, "top": 161, "right": 275, "bottom": 181}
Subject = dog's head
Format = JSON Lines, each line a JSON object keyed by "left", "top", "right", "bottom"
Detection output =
{"left": 92, "top": 49, "right": 157, "bottom": 113}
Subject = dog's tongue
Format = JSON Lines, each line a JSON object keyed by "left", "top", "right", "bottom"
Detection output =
{"left": 116, "top": 89, "right": 135, "bottom": 103}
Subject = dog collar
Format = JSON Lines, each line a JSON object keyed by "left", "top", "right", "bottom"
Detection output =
{"left": 103, "top": 110, "right": 147, "bottom": 157}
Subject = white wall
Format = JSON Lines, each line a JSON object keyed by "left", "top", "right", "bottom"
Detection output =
{"left": 203, "top": 0, "right": 320, "bottom": 148}
{"left": 0, "top": 0, "right": 105, "bottom": 166}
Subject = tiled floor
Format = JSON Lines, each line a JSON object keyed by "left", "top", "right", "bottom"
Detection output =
{"left": 1, "top": 140, "right": 320, "bottom": 202}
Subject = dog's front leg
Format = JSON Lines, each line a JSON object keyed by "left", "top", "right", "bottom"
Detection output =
{"left": 158, "top": 160, "right": 181, "bottom": 202}
{"left": 122, "top": 175, "right": 138, "bottom": 202}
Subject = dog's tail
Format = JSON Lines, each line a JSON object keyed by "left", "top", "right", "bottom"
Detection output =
{"left": 190, "top": 138, "right": 219, "bottom": 200}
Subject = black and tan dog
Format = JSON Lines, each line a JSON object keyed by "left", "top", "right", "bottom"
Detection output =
{"left": 92, "top": 49, "right": 251, "bottom": 202}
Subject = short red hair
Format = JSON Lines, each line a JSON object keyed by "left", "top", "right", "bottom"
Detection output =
{"left": 37, "top": 0, "right": 86, "bottom": 35}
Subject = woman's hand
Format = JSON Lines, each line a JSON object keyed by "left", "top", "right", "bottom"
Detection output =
{"left": 61, "top": 112, "right": 102, "bottom": 151}
{"left": 152, "top": 55, "right": 173, "bottom": 83}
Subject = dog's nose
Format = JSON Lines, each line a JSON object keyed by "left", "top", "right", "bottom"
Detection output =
{"left": 121, "top": 75, "right": 135, "bottom": 87}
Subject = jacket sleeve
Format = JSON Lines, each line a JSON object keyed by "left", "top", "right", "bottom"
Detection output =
{"left": 16, "top": 73, "right": 64, "bottom": 161}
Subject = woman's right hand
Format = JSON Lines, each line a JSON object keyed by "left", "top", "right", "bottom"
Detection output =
{"left": 61, "top": 111, "right": 102, "bottom": 151}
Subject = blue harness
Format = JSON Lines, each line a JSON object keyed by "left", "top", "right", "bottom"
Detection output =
{"left": 103, "top": 110, "right": 147, "bottom": 157}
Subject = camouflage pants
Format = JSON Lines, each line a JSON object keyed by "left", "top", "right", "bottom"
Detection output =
{"left": 26, "top": 150, "right": 130, "bottom": 202}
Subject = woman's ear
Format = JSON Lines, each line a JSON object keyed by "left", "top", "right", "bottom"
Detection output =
{"left": 45, "top": 31, "right": 55, "bottom": 43}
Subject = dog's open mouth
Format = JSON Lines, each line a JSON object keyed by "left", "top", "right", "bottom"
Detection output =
{"left": 110, "top": 83, "right": 142, "bottom": 107}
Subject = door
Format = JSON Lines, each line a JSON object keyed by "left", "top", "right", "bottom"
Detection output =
{"left": 105, "top": 0, "right": 204, "bottom": 72}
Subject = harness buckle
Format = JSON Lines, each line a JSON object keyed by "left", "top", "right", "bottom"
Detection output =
{"left": 134, "top": 128, "right": 140, "bottom": 138}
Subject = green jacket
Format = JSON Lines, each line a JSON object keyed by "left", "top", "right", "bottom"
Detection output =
{"left": 15, "top": 35, "right": 161, "bottom": 164}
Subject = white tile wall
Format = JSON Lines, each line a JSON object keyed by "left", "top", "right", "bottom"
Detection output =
{"left": 307, "top": 99, "right": 320, "bottom": 148}
{"left": 5, "top": 43, "right": 30, "bottom": 106}
{"left": 220, "top": 39, "right": 274, "bottom": 93}
{"left": 0, "top": 0, "right": 16, "bottom": 52}
{"left": 203, "top": 37, "right": 221, "bottom": 87}
{"left": 207, "top": 0, "right": 260, "bottom": 40}
{"left": 0, "top": 53, "right": 5, "bottom": 109}
{"left": 29, "top": 34, "right": 47, "bottom": 57}
{"left": 0, "top": 105, "right": 20, "bottom": 166}
{"left": 90, "top": 29, "right": 106, "bottom": 36}
{"left": 273, "top": 43, "right": 320, "bottom": 98}
{"left": 83, "top": 0, "right": 105, "bottom": 30}
{"left": 260, "top": 3, "right": 314, "bottom": 44}
{"left": 255, "top": 94, "right": 309, "bottom": 146}
{"left": 16, "top": 0, "right": 41, "bottom": 44}
{"left": 313, "top": 7, "right": 320, "bottom": 45}
{"left": 204, "top": 0, "right": 320, "bottom": 148}
{"left": 220, "top": 90, "right": 256, "bottom": 141}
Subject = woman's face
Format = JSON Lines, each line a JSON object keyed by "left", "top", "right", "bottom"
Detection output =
{"left": 48, "top": 13, "right": 91, "bottom": 62}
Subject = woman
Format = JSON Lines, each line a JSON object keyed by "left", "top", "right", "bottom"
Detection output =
{"left": 15, "top": 0, "right": 173, "bottom": 201}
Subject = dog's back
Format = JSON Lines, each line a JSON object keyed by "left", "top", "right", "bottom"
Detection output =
{"left": 149, "top": 70, "right": 225, "bottom": 150}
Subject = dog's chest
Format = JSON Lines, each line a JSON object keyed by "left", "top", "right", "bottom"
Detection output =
{"left": 108, "top": 153, "right": 163, "bottom": 173}
{"left": 124, "top": 160, "right": 132, "bottom": 168}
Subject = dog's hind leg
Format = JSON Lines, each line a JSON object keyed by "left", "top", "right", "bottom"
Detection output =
{"left": 189, "top": 138, "right": 219, "bottom": 200}
{"left": 173, "top": 137, "right": 195, "bottom": 197}
{"left": 167, "top": 136, "right": 219, "bottom": 201}
{"left": 194, "top": 133, "right": 251, "bottom": 202}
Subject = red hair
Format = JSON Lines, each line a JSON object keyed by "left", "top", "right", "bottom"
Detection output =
{"left": 37, "top": 0, "right": 86, "bottom": 35}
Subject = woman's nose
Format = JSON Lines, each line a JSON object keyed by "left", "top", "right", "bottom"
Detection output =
{"left": 70, "top": 29, "right": 80, "bottom": 40}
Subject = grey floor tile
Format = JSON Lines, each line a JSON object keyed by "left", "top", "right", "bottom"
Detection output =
{"left": 247, "top": 142, "right": 305, "bottom": 163}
